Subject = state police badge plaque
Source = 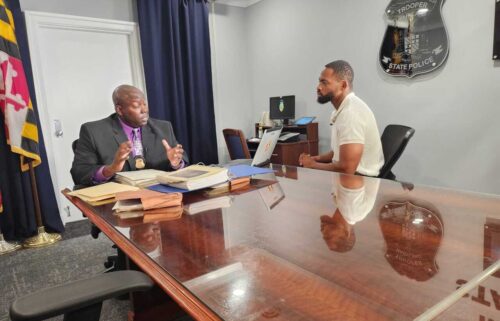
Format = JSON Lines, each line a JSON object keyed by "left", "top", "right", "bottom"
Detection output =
{"left": 379, "top": 0, "right": 449, "bottom": 78}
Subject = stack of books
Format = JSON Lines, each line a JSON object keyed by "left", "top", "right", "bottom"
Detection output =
{"left": 205, "top": 177, "right": 251, "bottom": 196}
{"left": 115, "top": 169, "right": 166, "bottom": 188}
{"left": 68, "top": 182, "right": 139, "bottom": 206}
{"left": 157, "top": 165, "right": 229, "bottom": 191}
{"left": 112, "top": 189, "right": 183, "bottom": 221}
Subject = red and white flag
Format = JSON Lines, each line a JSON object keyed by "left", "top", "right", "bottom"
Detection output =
{"left": 0, "top": 0, "right": 41, "bottom": 171}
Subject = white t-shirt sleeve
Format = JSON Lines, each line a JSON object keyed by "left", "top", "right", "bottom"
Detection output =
{"left": 336, "top": 110, "right": 365, "bottom": 145}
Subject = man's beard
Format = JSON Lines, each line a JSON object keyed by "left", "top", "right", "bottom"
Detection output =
{"left": 317, "top": 93, "right": 333, "bottom": 104}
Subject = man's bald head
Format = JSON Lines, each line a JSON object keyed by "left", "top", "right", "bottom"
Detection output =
{"left": 113, "top": 85, "right": 149, "bottom": 127}
{"left": 112, "top": 84, "right": 144, "bottom": 106}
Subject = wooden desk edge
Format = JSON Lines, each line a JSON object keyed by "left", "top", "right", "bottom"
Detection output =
{"left": 62, "top": 189, "right": 222, "bottom": 321}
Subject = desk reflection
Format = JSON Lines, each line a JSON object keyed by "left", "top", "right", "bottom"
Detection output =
{"left": 130, "top": 222, "right": 162, "bottom": 257}
{"left": 321, "top": 174, "right": 379, "bottom": 252}
{"left": 258, "top": 182, "right": 285, "bottom": 210}
{"left": 379, "top": 201, "right": 443, "bottom": 281}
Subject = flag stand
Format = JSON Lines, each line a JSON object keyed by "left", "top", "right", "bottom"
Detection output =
{"left": 23, "top": 161, "right": 61, "bottom": 248}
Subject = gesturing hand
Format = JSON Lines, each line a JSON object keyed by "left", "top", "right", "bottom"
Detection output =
{"left": 103, "top": 141, "right": 132, "bottom": 177}
{"left": 162, "top": 139, "right": 184, "bottom": 168}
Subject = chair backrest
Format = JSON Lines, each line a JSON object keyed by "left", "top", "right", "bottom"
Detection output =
{"left": 223, "top": 129, "right": 251, "bottom": 160}
{"left": 72, "top": 139, "right": 78, "bottom": 153}
{"left": 378, "top": 124, "right": 415, "bottom": 179}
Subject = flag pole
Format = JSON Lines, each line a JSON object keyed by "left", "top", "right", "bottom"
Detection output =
{"left": 23, "top": 160, "right": 61, "bottom": 248}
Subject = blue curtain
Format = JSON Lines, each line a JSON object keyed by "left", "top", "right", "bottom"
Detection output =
{"left": 0, "top": 0, "right": 64, "bottom": 239}
{"left": 137, "top": 0, "right": 218, "bottom": 165}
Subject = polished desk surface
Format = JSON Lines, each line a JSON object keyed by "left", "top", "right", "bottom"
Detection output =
{"left": 65, "top": 166, "right": 500, "bottom": 321}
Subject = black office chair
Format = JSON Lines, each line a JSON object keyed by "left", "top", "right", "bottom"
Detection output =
{"left": 10, "top": 270, "right": 153, "bottom": 321}
{"left": 71, "top": 139, "right": 79, "bottom": 154}
{"left": 223, "top": 129, "right": 251, "bottom": 160}
{"left": 378, "top": 124, "right": 415, "bottom": 180}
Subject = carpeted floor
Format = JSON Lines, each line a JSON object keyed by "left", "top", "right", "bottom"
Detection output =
{"left": 0, "top": 220, "right": 128, "bottom": 321}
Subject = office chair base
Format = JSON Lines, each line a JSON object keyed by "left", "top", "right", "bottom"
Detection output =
{"left": 23, "top": 226, "right": 61, "bottom": 248}
{"left": 90, "top": 224, "right": 101, "bottom": 239}
{"left": 104, "top": 247, "right": 127, "bottom": 273}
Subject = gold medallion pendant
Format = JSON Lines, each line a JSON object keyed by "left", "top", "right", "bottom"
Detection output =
{"left": 135, "top": 156, "right": 145, "bottom": 169}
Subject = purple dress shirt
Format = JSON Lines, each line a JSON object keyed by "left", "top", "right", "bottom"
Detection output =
{"left": 92, "top": 118, "right": 184, "bottom": 184}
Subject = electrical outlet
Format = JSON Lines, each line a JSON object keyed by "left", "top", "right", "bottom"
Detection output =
{"left": 64, "top": 206, "right": 71, "bottom": 217}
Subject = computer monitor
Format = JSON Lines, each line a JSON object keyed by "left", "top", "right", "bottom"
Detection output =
{"left": 270, "top": 95, "right": 295, "bottom": 125}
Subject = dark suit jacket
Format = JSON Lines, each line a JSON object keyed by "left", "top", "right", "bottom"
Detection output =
{"left": 71, "top": 113, "right": 188, "bottom": 186}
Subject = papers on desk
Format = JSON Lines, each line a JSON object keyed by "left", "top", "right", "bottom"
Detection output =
{"left": 113, "top": 189, "right": 182, "bottom": 212}
{"left": 68, "top": 182, "right": 139, "bottom": 206}
{"left": 112, "top": 189, "right": 183, "bottom": 222}
{"left": 114, "top": 206, "right": 184, "bottom": 222}
{"left": 157, "top": 165, "right": 229, "bottom": 191}
{"left": 115, "top": 169, "right": 166, "bottom": 188}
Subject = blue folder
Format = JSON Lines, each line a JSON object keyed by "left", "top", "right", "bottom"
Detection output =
{"left": 148, "top": 184, "right": 189, "bottom": 194}
{"left": 228, "top": 165, "right": 274, "bottom": 178}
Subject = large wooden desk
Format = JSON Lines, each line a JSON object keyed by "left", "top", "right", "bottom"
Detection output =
{"left": 64, "top": 166, "right": 500, "bottom": 321}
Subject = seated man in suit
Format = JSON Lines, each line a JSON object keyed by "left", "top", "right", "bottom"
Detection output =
{"left": 71, "top": 84, "right": 188, "bottom": 186}
{"left": 299, "top": 60, "right": 384, "bottom": 176}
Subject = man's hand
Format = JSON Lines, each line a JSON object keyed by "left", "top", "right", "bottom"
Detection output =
{"left": 162, "top": 139, "right": 184, "bottom": 168}
{"left": 299, "top": 153, "right": 316, "bottom": 168}
{"left": 103, "top": 141, "right": 132, "bottom": 177}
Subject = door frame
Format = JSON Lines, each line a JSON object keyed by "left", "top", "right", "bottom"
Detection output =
{"left": 25, "top": 11, "right": 145, "bottom": 223}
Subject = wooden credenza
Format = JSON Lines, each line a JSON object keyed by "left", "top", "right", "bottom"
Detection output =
{"left": 249, "top": 122, "right": 319, "bottom": 166}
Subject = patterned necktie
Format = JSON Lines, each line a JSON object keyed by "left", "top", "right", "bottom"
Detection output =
{"left": 131, "top": 128, "right": 143, "bottom": 157}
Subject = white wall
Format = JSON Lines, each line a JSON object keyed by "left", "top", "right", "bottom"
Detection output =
{"left": 210, "top": 0, "right": 500, "bottom": 194}
{"left": 20, "top": 0, "right": 137, "bottom": 22}
{"left": 209, "top": 3, "right": 255, "bottom": 162}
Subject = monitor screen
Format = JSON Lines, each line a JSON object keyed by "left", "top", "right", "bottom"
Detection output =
{"left": 270, "top": 96, "right": 295, "bottom": 122}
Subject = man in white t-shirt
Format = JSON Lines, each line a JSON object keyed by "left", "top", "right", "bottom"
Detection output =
{"left": 299, "top": 60, "right": 384, "bottom": 176}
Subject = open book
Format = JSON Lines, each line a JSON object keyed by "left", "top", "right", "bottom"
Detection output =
{"left": 157, "top": 165, "right": 229, "bottom": 191}
{"left": 115, "top": 169, "right": 166, "bottom": 188}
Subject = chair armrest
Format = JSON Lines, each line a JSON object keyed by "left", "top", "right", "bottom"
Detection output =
{"left": 10, "top": 270, "right": 153, "bottom": 321}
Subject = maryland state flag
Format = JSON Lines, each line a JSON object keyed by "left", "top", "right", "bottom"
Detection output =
{"left": 0, "top": 0, "right": 40, "bottom": 171}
